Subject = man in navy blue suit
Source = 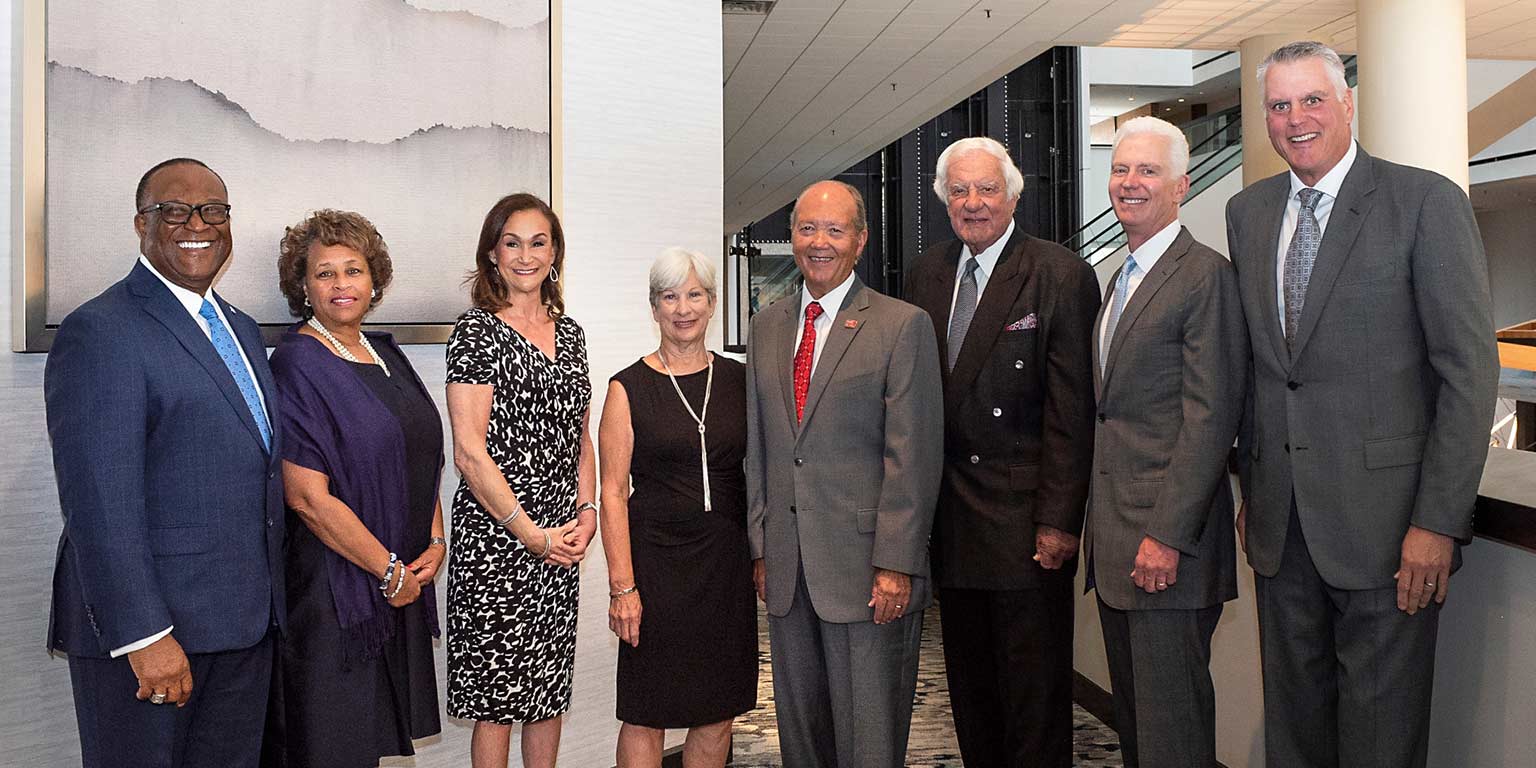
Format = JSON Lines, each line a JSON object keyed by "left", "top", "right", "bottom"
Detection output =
{"left": 45, "top": 158, "right": 285, "bottom": 767}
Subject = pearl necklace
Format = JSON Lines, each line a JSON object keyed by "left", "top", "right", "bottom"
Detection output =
{"left": 308, "top": 316, "right": 390, "bottom": 377}
{"left": 658, "top": 347, "right": 713, "bottom": 512}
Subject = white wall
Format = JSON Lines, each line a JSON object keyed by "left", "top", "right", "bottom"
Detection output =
{"left": 0, "top": 1, "right": 722, "bottom": 764}
{"left": 1082, "top": 47, "right": 1203, "bottom": 87}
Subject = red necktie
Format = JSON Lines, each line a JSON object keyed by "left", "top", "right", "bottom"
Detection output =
{"left": 793, "top": 301, "right": 824, "bottom": 422}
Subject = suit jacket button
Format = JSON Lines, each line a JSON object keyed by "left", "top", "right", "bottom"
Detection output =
{"left": 794, "top": 458, "right": 803, "bottom": 466}
{"left": 1284, "top": 443, "right": 1291, "bottom": 453}
{"left": 1287, "top": 381, "right": 1300, "bottom": 390}
{"left": 790, "top": 505, "right": 797, "bottom": 514}
{"left": 1097, "top": 413, "right": 1107, "bottom": 423}
{"left": 266, "top": 517, "right": 275, "bottom": 527}
{"left": 991, "top": 407, "right": 1002, "bottom": 417}
{"left": 1014, "top": 360, "right": 1024, "bottom": 369}
{"left": 969, "top": 455, "right": 980, "bottom": 464}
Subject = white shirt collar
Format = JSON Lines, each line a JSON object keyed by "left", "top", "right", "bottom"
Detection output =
{"left": 1288, "top": 139, "right": 1358, "bottom": 201}
{"left": 800, "top": 269, "right": 858, "bottom": 318}
{"left": 138, "top": 254, "right": 214, "bottom": 316}
{"left": 1126, "top": 219, "right": 1182, "bottom": 273}
{"left": 959, "top": 218, "right": 1017, "bottom": 279}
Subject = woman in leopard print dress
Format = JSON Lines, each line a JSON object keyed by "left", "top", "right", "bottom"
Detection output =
{"left": 445, "top": 193, "right": 597, "bottom": 768}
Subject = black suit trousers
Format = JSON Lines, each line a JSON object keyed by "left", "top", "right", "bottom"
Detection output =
{"left": 1255, "top": 504, "right": 1440, "bottom": 768}
{"left": 939, "top": 573, "right": 1074, "bottom": 768}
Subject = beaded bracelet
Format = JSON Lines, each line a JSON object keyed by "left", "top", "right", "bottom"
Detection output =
{"left": 385, "top": 561, "right": 408, "bottom": 599}
{"left": 378, "top": 552, "right": 399, "bottom": 592}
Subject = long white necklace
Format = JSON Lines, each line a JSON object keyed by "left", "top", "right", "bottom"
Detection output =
{"left": 308, "top": 316, "right": 391, "bottom": 377}
{"left": 658, "top": 347, "right": 714, "bottom": 512}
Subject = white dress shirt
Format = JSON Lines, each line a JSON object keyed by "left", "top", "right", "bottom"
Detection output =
{"left": 113, "top": 256, "right": 271, "bottom": 658}
{"left": 794, "top": 270, "right": 858, "bottom": 379}
{"left": 949, "top": 218, "right": 1016, "bottom": 336}
{"left": 1275, "top": 140, "right": 1359, "bottom": 334}
{"left": 1100, "top": 219, "right": 1182, "bottom": 352}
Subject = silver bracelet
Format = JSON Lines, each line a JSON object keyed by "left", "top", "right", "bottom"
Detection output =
{"left": 493, "top": 502, "right": 523, "bottom": 529}
{"left": 531, "top": 530, "right": 553, "bottom": 558}
{"left": 609, "top": 585, "right": 637, "bottom": 599}
{"left": 575, "top": 501, "right": 598, "bottom": 515}
{"left": 428, "top": 536, "right": 448, "bottom": 549}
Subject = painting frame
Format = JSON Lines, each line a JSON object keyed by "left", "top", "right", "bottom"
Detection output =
{"left": 11, "top": 0, "right": 560, "bottom": 351}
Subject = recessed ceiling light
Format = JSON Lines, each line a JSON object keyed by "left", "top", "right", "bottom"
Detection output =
{"left": 1177, "top": 98, "right": 1186, "bottom": 102}
{"left": 1128, "top": 97, "right": 1136, "bottom": 101}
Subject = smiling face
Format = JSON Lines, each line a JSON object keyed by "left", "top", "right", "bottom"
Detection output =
{"left": 652, "top": 268, "right": 715, "bottom": 347}
{"left": 1109, "top": 131, "right": 1189, "bottom": 250}
{"left": 1264, "top": 57, "right": 1355, "bottom": 187}
{"left": 791, "top": 182, "right": 867, "bottom": 298}
{"left": 944, "top": 150, "right": 1018, "bottom": 254}
{"left": 305, "top": 243, "right": 374, "bottom": 330}
{"left": 134, "top": 163, "right": 231, "bottom": 295}
{"left": 491, "top": 208, "right": 556, "bottom": 298}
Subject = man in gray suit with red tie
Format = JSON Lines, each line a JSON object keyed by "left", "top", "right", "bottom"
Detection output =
{"left": 46, "top": 158, "right": 284, "bottom": 767}
{"left": 1086, "top": 116, "right": 1247, "bottom": 768}
{"left": 1226, "top": 42, "right": 1498, "bottom": 768}
{"left": 746, "top": 180, "right": 944, "bottom": 767}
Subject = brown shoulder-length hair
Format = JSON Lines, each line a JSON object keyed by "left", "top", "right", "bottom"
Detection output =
{"left": 467, "top": 193, "right": 566, "bottom": 317}
{"left": 277, "top": 209, "right": 392, "bottom": 319}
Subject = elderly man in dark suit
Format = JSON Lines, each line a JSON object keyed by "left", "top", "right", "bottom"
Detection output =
{"left": 1085, "top": 116, "right": 1247, "bottom": 768}
{"left": 746, "top": 180, "right": 944, "bottom": 768}
{"left": 906, "top": 137, "right": 1100, "bottom": 768}
{"left": 46, "top": 158, "right": 284, "bottom": 768}
{"left": 1227, "top": 41, "right": 1498, "bottom": 768}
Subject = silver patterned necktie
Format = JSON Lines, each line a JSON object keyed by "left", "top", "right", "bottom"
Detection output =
{"left": 947, "top": 256, "right": 980, "bottom": 371}
{"left": 1101, "top": 253, "right": 1138, "bottom": 372}
{"left": 1284, "top": 188, "right": 1324, "bottom": 353}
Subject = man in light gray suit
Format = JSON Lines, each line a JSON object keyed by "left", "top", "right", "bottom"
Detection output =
{"left": 1227, "top": 42, "right": 1498, "bottom": 768}
{"left": 1086, "top": 116, "right": 1247, "bottom": 768}
{"left": 746, "top": 180, "right": 944, "bottom": 768}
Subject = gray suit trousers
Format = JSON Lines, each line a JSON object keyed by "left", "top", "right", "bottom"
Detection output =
{"left": 1256, "top": 504, "right": 1440, "bottom": 768}
{"left": 1097, "top": 599, "right": 1222, "bottom": 768}
{"left": 768, "top": 565, "right": 923, "bottom": 768}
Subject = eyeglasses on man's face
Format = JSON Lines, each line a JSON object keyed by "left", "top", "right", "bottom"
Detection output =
{"left": 137, "top": 201, "right": 233, "bottom": 225}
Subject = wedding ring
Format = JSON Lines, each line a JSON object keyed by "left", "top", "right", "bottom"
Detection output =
{"left": 1425, "top": 581, "right": 1436, "bottom": 588}
{"left": 150, "top": 692, "right": 167, "bottom": 705}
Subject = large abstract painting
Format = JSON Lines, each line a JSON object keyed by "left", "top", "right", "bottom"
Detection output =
{"left": 32, "top": 0, "right": 551, "bottom": 343}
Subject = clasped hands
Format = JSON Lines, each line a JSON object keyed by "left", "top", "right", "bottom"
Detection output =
{"left": 531, "top": 518, "right": 597, "bottom": 568}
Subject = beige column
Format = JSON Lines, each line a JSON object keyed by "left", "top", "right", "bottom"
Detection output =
{"left": 1357, "top": 0, "right": 1470, "bottom": 190}
{"left": 1240, "top": 33, "right": 1328, "bottom": 187}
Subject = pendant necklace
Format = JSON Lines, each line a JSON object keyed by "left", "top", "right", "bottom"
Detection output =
{"left": 308, "top": 316, "right": 390, "bottom": 377}
{"left": 658, "top": 347, "right": 714, "bottom": 512}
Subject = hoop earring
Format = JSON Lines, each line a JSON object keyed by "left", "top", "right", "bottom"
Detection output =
{"left": 371, "top": 288, "right": 379, "bottom": 300}
{"left": 304, "top": 295, "right": 310, "bottom": 307}
{"left": 548, "top": 266, "right": 559, "bottom": 284}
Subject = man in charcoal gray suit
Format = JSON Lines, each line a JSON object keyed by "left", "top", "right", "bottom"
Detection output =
{"left": 1085, "top": 116, "right": 1247, "bottom": 768}
{"left": 1227, "top": 41, "right": 1498, "bottom": 768}
{"left": 746, "top": 180, "right": 944, "bottom": 768}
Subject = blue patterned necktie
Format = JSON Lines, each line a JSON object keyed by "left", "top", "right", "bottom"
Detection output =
{"left": 947, "top": 256, "right": 980, "bottom": 371}
{"left": 1101, "top": 253, "right": 1138, "bottom": 372}
{"left": 199, "top": 299, "right": 271, "bottom": 450}
{"left": 1284, "top": 188, "right": 1324, "bottom": 353}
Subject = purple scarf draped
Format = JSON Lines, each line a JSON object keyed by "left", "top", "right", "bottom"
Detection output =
{"left": 269, "top": 327, "right": 441, "bottom": 660}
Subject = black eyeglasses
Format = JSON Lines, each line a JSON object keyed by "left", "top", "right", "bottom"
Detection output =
{"left": 137, "top": 201, "right": 233, "bottom": 225}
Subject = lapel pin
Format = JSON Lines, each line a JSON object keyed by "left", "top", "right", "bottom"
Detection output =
{"left": 845, "top": 319, "right": 859, "bottom": 329}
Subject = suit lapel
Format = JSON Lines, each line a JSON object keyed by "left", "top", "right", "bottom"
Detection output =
{"left": 219, "top": 293, "right": 277, "bottom": 457}
{"left": 796, "top": 280, "right": 869, "bottom": 440}
{"left": 1254, "top": 177, "right": 1291, "bottom": 371}
{"left": 948, "top": 229, "right": 1031, "bottom": 397}
{"left": 775, "top": 297, "right": 801, "bottom": 435}
{"left": 928, "top": 241, "right": 962, "bottom": 367}
{"left": 1291, "top": 152, "right": 1377, "bottom": 359}
{"left": 128, "top": 264, "right": 268, "bottom": 454}
{"left": 1100, "top": 229, "right": 1192, "bottom": 391}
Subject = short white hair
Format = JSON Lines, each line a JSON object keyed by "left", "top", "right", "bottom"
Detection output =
{"left": 932, "top": 137, "right": 1025, "bottom": 201}
{"left": 1112, "top": 116, "right": 1190, "bottom": 177}
{"left": 1257, "top": 40, "right": 1349, "bottom": 102}
{"left": 648, "top": 247, "right": 717, "bottom": 308}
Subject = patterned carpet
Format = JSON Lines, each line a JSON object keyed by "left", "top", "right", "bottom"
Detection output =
{"left": 729, "top": 604, "right": 1125, "bottom": 767}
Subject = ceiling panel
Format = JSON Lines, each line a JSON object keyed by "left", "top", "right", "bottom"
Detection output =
{"left": 724, "top": 0, "right": 1536, "bottom": 230}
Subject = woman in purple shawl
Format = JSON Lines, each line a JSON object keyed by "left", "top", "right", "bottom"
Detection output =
{"left": 262, "top": 210, "right": 445, "bottom": 768}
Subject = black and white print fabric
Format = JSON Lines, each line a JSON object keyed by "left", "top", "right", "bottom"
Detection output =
{"left": 444, "top": 307, "right": 592, "bottom": 723}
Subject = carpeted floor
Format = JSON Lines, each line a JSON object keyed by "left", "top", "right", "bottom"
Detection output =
{"left": 729, "top": 604, "right": 1125, "bottom": 767}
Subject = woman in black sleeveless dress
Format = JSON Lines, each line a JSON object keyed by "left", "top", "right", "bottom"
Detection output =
{"left": 598, "top": 248, "right": 757, "bottom": 768}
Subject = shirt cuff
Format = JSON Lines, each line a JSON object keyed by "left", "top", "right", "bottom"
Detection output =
{"left": 110, "top": 626, "right": 173, "bottom": 658}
